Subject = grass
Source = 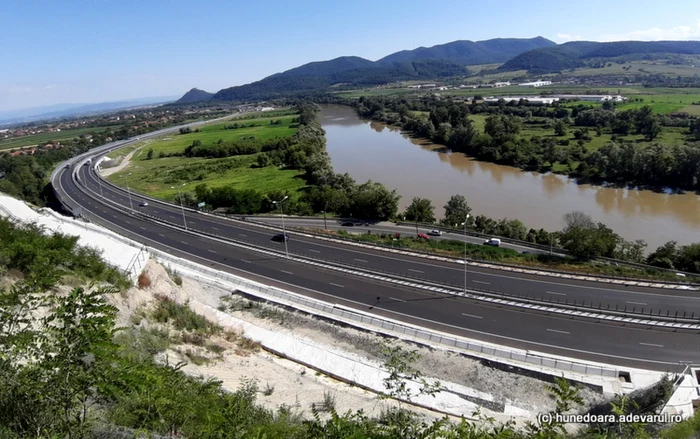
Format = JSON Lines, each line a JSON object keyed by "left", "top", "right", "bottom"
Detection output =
{"left": 151, "top": 295, "right": 222, "bottom": 335}
{"left": 462, "top": 113, "right": 691, "bottom": 153}
{"left": 321, "top": 229, "right": 690, "bottom": 282}
{"left": 105, "top": 112, "right": 307, "bottom": 202}
{"left": 563, "top": 58, "right": 700, "bottom": 78}
{"left": 0, "top": 124, "right": 122, "bottom": 151}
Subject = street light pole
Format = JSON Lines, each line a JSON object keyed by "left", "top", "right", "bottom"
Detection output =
{"left": 171, "top": 183, "right": 188, "bottom": 231}
{"left": 273, "top": 196, "right": 289, "bottom": 258}
{"left": 461, "top": 214, "right": 471, "bottom": 295}
{"left": 322, "top": 210, "right": 328, "bottom": 230}
{"left": 123, "top": 173, "right": 134, "bottom": 212}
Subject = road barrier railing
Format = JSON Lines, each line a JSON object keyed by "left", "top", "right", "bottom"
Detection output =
{"left": 145, "top": 242, "right": 623, "bottom": 379}
{"left": 82, "top": 190, "right": 700, "bottom": 327}
{"left": 87, "top": 165, "right": 700, "bottom": 288}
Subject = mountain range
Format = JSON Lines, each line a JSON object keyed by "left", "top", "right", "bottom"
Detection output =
{"left": 177, "top": 37, "right": 700, "bottom": 104}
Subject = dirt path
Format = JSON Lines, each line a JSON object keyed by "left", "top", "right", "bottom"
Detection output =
{"left": 99, "top": 145, "right": 144, "bottom": 177}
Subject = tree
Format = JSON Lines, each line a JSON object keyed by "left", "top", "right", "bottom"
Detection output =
{"left": 689, "top": 118, "right": 700, "bottom": 140}
{"left": 635, "top": 106, "right": 661, "bottom": 141}
{"left": 559, "top": 211, "right": 620, "bottom": 259}
{"left": 380, "top": 343, "right": 441, "bottom": 406}
{"left": 256, "top": 153, "right": 271, "bottom": 168}
{"left": 553, "top": 119, "right": 567, "bottom": 137}
{"left": 403, "top": 197, "right": 435, "bottom": 224}
{"left": 346, "top": 180, "right": 400, "bottom": 221}
{"left": 646, "top": 241, "right": 678, "bottom": 269}
{"left": 442, "top": 195, "right": 472, "bottom": 227}
{"left": 484, "top": 114, "right": 521, "bottom": 144}
{"left": 146, "top": 149, "right": 154, "bottom": 160}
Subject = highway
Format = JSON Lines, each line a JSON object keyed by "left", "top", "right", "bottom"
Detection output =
{"left": 51, "top": 134, "right": 700, "bottom": 372}
{"left": 75, "top": 163, "right": 700, "bottom": 317}
{"left": 243, "top": 216, "right": 559, "bottom": 255}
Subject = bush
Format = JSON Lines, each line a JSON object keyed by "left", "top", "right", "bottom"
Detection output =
{"left": 137, "top": 272, "right": 151, "bottom": 289}
{"left": 151, "top": 296, "right": 221, "bottom": 335}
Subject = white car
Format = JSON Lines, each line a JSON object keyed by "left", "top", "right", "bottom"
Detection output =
{"left": 139, "top": 201, "right": 149, "bottom": 207}
{"left": 484, "top": 238, "right": 501, "bottom": 247}
{"left": 427, "top": 230, "right": 443, "bottom": 236}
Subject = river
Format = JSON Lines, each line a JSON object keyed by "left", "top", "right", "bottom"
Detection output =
{"left": 319, "top": 104, "right": 700, "bottom": 251}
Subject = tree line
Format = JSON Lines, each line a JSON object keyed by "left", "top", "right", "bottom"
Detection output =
{"left": 336, "top": 94, "right": 700, "bottom": 192}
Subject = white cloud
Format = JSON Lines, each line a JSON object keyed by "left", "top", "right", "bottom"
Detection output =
{"left": 599, "top": 19, "right": 700, "bottom": 41}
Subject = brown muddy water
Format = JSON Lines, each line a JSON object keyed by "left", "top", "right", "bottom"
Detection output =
{"left": 319, "top": 104, "right": 700, "bottom": 250}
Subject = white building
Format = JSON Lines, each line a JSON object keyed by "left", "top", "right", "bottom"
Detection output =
{"left": 483, "top": 96, "right": 560, "bottom": 105}
{"left": 519, "top": 80, "right": 552, "bottom": 87}
{"left": 554, "top": 94, "right": 626, "bottom": 102}
{"left": 493, "top": 82, "right": 511, "bottom": 88}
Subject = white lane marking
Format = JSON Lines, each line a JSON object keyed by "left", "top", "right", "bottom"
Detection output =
{"left": 626, "top": 301, "right": 648, "bottom": 306}
{"left": 158, "top": 233, "right": 165, "bottom": 237}
{"left": 461, "top": 313, "right": 483, "bottom": 319}
{"left": 208, "top": 249, "right": 217, "bottom": 254}
{"left": 473, "top": 280, "right": 491, "bottom": 285}
{"left": 125, "top": 220, "right": 131, "bottom": 224}
{"left": 330, "top": 283, "right": 344, "bottom": 288}
{"left": 546, "top": 329, "right": 570, "bottom": 335}
{"left": 388, "top": 297, "right": 406, "bottom": 303}
{"left": 139, "top": 226, "right": 146, "bottom": 230}
{"left": 281, "top": 270, "right": 293, "bottom": 275}
{"left": 354, "top": 258, "right": 368, "bottom": 263}
{"left": 180, "top": 241, "right": 187, "bottom": 245}
{"left": 639, "top": 342, "right": 664, "bottom": 348}
{"left": 212, "top": 227, "right": 219, "bottom": 230}
{"left": 153, "top": 210, "right": 159, "bottom": 214}
{"left": 546, "top": 291, "right": 567, "bottom": 296}
{"left": 409, "top": 269, "right": 424, "bottom": 273}
{"left": 241, "top": 259, "right": 251, "bottom": 263}
{"left": 239, "top": 233, "right": 247, "bottom": 237}
{"left": 309, "top": 249, "right": 320, "bottom": 253}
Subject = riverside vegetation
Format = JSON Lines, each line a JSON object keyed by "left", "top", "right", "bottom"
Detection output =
{"left": 1, "top": 216, "right": 698, "bottom": 438}
{"left": 104, "top": 103, "right": 700, "bottom": 278}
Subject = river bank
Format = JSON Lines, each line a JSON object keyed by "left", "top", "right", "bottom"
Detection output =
{"left": 319, "top": 104, "right": 700, "bottom": 250}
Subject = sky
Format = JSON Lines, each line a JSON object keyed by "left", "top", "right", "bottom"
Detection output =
{"left": 2, "top": 0, "right": 700, "bottom": 112}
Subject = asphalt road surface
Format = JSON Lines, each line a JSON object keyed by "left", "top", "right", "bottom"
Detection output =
{"left": 49, "top": 145, "right": 700, "bottom": 372}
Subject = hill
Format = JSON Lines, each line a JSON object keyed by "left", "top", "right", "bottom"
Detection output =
{"left": 500, "top": 40, "right": 700, "bottom": 73}
{"left": 377, "top": 36, "right": 555, "bottom": 65}
{"left": 176, "top": 88, "right": 214, "bottom": 104}
{"left": 211, "top": 59, "right": 468, "bottom": 101}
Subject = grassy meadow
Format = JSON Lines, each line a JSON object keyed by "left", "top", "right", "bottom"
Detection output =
{"left": 106, "top": 110, "right": 307, "bottom": 202}
{"left": 0, "top": 124, "right": 122, "bottom": 151}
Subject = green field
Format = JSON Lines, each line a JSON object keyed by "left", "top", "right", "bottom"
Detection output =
{"left": 0, "top": 124, "right": 122, "bottom": 151}
{"left": 466, "top": 112, "right": 688, "bottom": 153}
{"left": 564, "top": 58, "right": 700, "bottom": 77}
{"left": 106, "top": 111, "right": 306, "bottom": 202}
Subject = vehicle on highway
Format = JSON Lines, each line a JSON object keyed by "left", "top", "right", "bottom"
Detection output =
{"left": 272, "top": 233, "right": 289, "bottom": 242}
{"left": 340, "top": 221, "right": 354, "bottom": 227}
{"left": 427, "top": 229, "right": 443, "bottom": 236}
{"left": 139, "top": 201, "right": 149, "bottom": 207}
{"left": 417, "top": 233, "right": 429, "bottom": 240}
{"left": 484, "top": 238, "right": 501, "bottom": 247}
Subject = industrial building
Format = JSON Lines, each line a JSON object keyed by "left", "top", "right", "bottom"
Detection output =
{"left": 483, "top": 96, "right": 560, "bottom": 105}
{"left": 519, "top": 80, "right": 552, "bottom": 87}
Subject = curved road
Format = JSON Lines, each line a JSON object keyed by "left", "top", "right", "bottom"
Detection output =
{"left": 77, "top": 162, "right": 700, "bottom": 316}
{"left": 51, "top": 130, "right": 700, "bottom": 372}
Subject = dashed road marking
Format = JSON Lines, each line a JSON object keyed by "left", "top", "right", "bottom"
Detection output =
{"left": 354, "top": 258, "right": 368, "bottom": 263}
{"left": 281, "top": 270, "right": 293, "bottom": 275}
{"left": 639, "top": 342, "right": 664, "bottom": 348}
{"left": 473, "top": 280, "right": 491, "bottom": 285}
{"left": 546, "top": 291, "right": 567, "bottom": 296}
{"left": 388, "top": 297, "right": 406, "bottom": 303}
{"left": 461, "top": 313, "right": 483, "bottom": 319}
{"left": 408, "top": 269, "right": 424, "bottom": 273}
{"left": 330, "top": 283, "right": 344, "bottom": 288}
{"left": 546, "top": 329, "right": 570, "bottom": 335}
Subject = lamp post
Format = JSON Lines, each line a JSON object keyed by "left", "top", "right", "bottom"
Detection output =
{"left": 122, "top": 173, "right": 134, "bottom": 212}
{"left": 93, "top": 163, "right": 104, "bottom": 198}
{"left": 171, "top": 183, "right": 188, "bottom": 231}
{"left": 460, "top": 214, "right": 471, "bottom": 295}
{"left": 273, "top": 195, "right": 289, "bottom": 258}
{"left": 322, "top": 210, "right": 328, "bottom": 230}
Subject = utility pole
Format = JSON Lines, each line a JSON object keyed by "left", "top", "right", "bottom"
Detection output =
{"left": 273, "top": 196, "right": 289, "bottom": 258}
{"left": 461, "top": 214, "right": 471, "bottom": 295}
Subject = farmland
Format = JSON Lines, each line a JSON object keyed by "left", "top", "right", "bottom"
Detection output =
{"left": 0, "top": 124, "right": 122, "bottom": 151}
{"left": 105, "top": 110, "right": 307, "bottom": 203}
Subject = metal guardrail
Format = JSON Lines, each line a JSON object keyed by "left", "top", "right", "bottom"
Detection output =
{"left": 147, "top": 245, "right": 622, "bottom": 379}
{"left": 247, "top": 214, "right": 700, "bottom": 279}
{"left": 93, "top": 199, "right": 700, "bottom": 325}
{"left": 238, "top": 217, "right": 700, "bottom": 289}
{"left": 33, "top": 191, "right": 625, "bottom": 377}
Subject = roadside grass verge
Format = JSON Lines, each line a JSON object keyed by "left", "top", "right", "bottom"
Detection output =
{"left": 317, "top": 229, "right": 688, "bottom": 282}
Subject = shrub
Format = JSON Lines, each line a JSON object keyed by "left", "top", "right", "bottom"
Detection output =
{"left": 137, "top": 272, "right": 151, "bottom": 289}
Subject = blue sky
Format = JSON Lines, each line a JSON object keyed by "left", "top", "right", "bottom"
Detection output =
{"left": 2, "top": 0, "right": 700, "bottom": 111}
